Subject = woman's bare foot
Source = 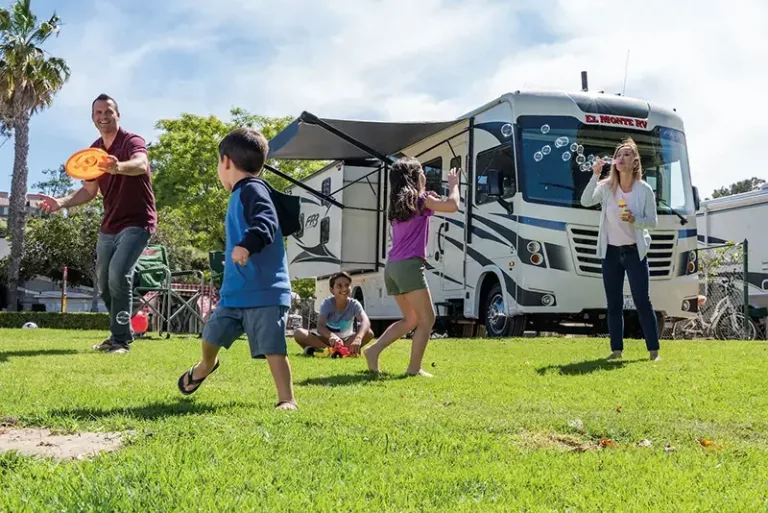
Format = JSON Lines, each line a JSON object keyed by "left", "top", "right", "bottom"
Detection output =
{"left": 363, "top": 346, "right": 380, "bottom": 373}
{"left": 406, "top": 369, "right": 433, "bottom": 378}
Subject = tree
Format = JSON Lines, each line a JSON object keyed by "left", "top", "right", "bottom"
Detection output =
{"left": 0, "top": 0, "right": 70, "bottom": 311}
{"left": 149, "top": 108, "right": 326, "bottom": 298}
{"left": 150, "top": 108, "right": 325, "bottom": 250}
{"left": 32, "top": 164, "right": 74, "bottom": 197}
{"left": 0, "top": 198, "right": 103, "bottom": 311}
{"left": 711, "top": 177, "right": 765, "bottom": 199}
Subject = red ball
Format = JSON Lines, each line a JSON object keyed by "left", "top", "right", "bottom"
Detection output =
{"left": 131, "top": 311, "right": 149, "bottom": 333}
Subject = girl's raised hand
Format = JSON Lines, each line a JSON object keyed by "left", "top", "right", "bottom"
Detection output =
{"left": 447, "top": 168, "right": 460, "bottom": 188}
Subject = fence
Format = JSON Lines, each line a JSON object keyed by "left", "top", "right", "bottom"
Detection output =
{"left": 668, "top": 240, "right": 759, "bottom": 340}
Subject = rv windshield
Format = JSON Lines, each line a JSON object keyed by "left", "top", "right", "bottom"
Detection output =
{"left": 516, "top": 115, "right": 694, "bottom": 215}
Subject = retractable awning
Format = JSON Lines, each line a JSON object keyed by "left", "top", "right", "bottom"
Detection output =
{"left": 268, "top": 111, "right": 462, "bottom": 161}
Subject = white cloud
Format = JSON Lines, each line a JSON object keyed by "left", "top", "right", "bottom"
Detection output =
{"left": 4, "top": 0, "right": 766, "bottom": 198}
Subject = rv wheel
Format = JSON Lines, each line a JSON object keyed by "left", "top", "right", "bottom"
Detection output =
{"left": 484, "top": 284, "right": 510, "bottom": 337}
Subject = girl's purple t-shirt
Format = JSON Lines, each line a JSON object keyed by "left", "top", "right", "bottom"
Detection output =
{"left": 387, "top": 194, "right": 434, "bottom": 262}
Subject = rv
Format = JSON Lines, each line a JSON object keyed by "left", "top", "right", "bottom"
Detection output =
{"left": 269, "top": 89, "right": 702, "bottom": 337}
{"left": 697, "top": 183, "right": 768, "bottom": 327}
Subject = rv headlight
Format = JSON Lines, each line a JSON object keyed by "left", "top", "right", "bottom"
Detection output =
{"left": 689, "top": 250, "right": 697, "bottom": 262}
{"left": 687, "top": 261, "right": 696, "bottom": 274}
{"left": 527, "top": 241, "right": 541, "bottom": 254}
{"left": 682, "top": 299, "right": 690, "bottom": 312}
{"left": 530, "top": 253, "right": 544, "bottom": 266}
{"left": 541, "top": 294, "right": 555, "bottom": 306}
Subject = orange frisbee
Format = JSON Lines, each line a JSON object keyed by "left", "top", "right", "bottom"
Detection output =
{"left": 65, "top": 148, "right": 108, "bottom": 180}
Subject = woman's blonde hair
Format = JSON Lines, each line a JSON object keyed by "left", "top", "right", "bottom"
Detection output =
{"left": 601, "top": 137, "right": 643, "bottom": 192}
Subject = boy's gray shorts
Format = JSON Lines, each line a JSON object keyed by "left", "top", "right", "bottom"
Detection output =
{"left": 203, "top": 305, "right": 289, "bottom": 358}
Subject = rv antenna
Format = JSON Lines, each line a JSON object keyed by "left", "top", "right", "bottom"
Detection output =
{"left": 622, "top": 50, "right": 630, "bottom": 95}
{"left": 581, "top": 71, "right": 588, "bottom": 92}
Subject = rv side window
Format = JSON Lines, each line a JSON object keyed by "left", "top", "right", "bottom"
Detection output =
{"left": 321, "top": 178, "right": 331, "bottom": 207}
{"left": 423, "top": 157, "right": 443, "bottom": 195}
{"left": 320, "top": 216, "right": 330, "bottom": 244}
{"left": 475, "top": 142, "right": 516, "bottom": 205}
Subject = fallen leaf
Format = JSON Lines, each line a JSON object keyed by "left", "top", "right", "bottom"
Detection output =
{"left": 698, "top": 438, "right": 715, "bottom": 448}
{"left": 616, "top": 405, "right": 623, "bottom": 413}
{"left": 637, "top": 439, "right": 652, "bottom": 448}
{"left": 599, "top": 438, "right": 617, "bottom": 449}
{"left": 431, "top": 362, "right": 436, "bottom": 368}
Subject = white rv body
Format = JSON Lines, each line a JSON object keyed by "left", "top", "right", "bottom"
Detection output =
{"left": 280, "top": 90, "right": 701, "bottom": 336}
{"left": 696, "top": 184, "right": 768, "bottom": 313}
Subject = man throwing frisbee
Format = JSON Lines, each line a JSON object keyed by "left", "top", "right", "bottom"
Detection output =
{"left": 39, "top": 94, "right": 157, "bottom": 354}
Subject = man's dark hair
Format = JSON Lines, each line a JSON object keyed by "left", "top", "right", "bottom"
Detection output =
{"left": 218, "top": 127, "right": 270, "bottom": 175}
{"left": 329, "top": 271, "right": 352, "bottom": 289}
{"left": 92, "top": 93, "right": 119, "bottom": 114}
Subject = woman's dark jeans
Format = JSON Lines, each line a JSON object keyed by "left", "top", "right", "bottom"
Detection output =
{"left": 601, "top": 244, "right": 660, "bottom": 352}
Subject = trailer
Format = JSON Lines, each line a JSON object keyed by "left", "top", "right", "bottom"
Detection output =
{"left": 697, "top": 183, "right": 768, "bottom": 327}
{"left": 269, "top": 89, "right": 702, "bottom": 337}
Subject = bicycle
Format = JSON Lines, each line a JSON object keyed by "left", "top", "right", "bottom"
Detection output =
{"left": 672, "top": 277, "right": 757, "bottom": 340}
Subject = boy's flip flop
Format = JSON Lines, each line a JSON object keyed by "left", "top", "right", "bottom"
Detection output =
{"left": 275, "top": 400, "right": 298, "bottom": 411}
{"left": 178, "top": 360, "right": 220, "bottom": 395}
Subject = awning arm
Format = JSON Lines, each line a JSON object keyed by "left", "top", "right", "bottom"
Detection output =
{"left": 262, "top": 163, "right": 344, "bottom": 209}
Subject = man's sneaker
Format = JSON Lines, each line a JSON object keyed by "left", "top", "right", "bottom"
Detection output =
{"left": 106, "top": 343, "right": 130, "bottom": 354}
{"left": 92, "top": 338, "right": 113, "bottom": 351}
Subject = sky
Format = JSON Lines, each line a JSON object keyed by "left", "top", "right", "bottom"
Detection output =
{"left": 1, "top": 0, "right": 766, "bottom": 198}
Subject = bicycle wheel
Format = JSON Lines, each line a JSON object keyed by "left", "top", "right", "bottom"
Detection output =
{"left": 714, "top": 313, "right": 755, "bottom": 340}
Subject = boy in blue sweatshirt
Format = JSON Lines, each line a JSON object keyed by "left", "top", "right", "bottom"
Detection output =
{"left": 178, "top": 127, "right": 297, "bottom": 410}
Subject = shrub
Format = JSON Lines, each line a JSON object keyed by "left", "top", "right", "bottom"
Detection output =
{"left": 0, "top": 312, "right": 109, "bottom": 330}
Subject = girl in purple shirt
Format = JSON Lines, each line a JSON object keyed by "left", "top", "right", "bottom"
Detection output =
{"left": 364, "top": 156, "right": 460, "bottom": 376}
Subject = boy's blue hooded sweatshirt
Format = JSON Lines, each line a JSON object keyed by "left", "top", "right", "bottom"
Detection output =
{"left": 219, "top": 177, "right": 291, "bottom": 309}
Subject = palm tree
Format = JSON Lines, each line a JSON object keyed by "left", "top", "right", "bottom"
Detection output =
{"left": 0, "top": 0, "right": 70, "bottom": 311}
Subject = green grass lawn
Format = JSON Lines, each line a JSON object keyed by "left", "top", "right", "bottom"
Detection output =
{"left": 0, "top": 329, "right": 767, "bottom": 512}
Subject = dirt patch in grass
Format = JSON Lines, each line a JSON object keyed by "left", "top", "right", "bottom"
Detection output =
{"left": 0, "top": 426, "right": 124, "bottom": 461}
{"left": 514, "top": 432, "right": 599, "bottom": 452}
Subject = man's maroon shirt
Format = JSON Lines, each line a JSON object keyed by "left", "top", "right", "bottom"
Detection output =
{"left": 88, "top": 127, "right": 157, "bottom": 235}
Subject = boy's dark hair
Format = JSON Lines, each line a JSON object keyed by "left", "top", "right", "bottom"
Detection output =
{"left": 388, "top": 156, "right": 424, "bottom": 223}
{"left": 218, "top": 127, "right": 270, "bottom": 175}
{"left": 92, "top": 93, "right": 119, "bottom": 114}
{"left": 329, "top": 271, "right": 352, "bottom": 289}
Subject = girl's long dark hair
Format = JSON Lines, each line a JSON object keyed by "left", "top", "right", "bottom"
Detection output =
{"left": 388, "top": 157, "right": 423, "bottom": 223}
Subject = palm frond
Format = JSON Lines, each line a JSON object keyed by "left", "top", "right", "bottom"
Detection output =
{"left": 0, "top": 1, "right": 70, "bottom": 122}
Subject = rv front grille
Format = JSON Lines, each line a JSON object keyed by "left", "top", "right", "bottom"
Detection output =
{"left": 566, "top": 225, "right": 677, "bottom": 279}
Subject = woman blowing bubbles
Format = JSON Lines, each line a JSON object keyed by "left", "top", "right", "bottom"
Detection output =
{"left": 581, "top": 138, "right": 661, "bottom": 362}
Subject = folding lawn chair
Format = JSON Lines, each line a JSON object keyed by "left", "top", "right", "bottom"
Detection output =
{"left": 132, "top": 245, "right": 206, "bottom": 338}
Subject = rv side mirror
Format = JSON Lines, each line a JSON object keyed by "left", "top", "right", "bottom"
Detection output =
{"left": 487, "top": 169, "right": 504, "bottom": 197}
{"left": 692, "top": 186, "right": 700, "bottom": 211}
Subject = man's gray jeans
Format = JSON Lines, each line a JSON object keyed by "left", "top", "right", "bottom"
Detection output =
{"left": 96, "top": 226, "right": 151, "bottom": 344}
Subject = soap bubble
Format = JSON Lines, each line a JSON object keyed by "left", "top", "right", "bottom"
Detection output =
{"left": 580, "top": 164, "right": 590, "bottom": 173}
{"left": 555, "top": 136, "right": 569, "bottom": 148}
{"left": 533, "top": 151, "right": 544, "bottom": 162}
{"left": 576, "top": 154, "right": 586, "bottom": 165}
{"left": 501, "top": 123, "right": 513, "bottom": 137}
{"left": 541, "top": 145, "right": 551, "bottom": 155}
{"left": 116, "top": 311, "right": 131, "bottom": 325}
{"left": 540, "top": 124, "right": 550, "bottom": 134}
{"left": 577, "top": 144, "right": 584, "bottom": 154}
{"left": 570, "top": 143, "right": 578, "bottom": 152}
{"left": 561, "top": 152, "right": 572, "bottom": 161}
